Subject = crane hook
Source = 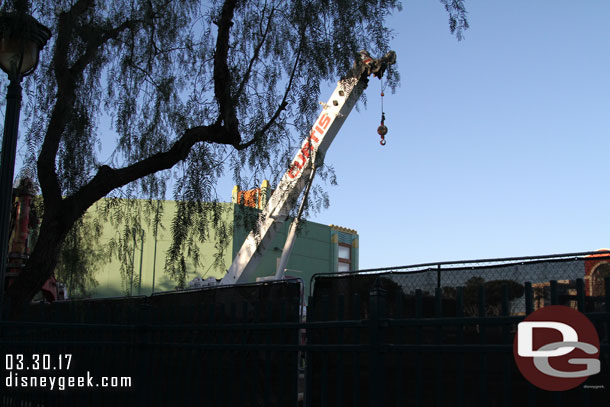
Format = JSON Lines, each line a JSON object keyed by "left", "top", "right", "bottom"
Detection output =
{"left": 377, "top": 112, "right": 388, "bottom": 146}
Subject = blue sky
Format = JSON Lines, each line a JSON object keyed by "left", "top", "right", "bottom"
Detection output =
{"left": 311, "top": 0, "right": 610, "bottom": 269}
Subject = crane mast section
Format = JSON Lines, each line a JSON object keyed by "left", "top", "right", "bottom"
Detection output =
{"left": 221, "top": 78, "right": 368, "bottom": 285}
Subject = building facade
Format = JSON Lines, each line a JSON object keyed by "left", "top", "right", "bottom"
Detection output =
{"left": 85, "top": 181, "right": 358, "bottom": 298}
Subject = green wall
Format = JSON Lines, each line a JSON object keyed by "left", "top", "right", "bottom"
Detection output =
{"left": 89, "top": 200, "right": 235, "bottom": 297}
{"left": 80, "top": 199, "right": 357, "bottom": 299}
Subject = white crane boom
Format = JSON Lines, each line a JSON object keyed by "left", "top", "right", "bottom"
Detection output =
{"left": 219, "top": 50, "right": 396, "bottom": 285}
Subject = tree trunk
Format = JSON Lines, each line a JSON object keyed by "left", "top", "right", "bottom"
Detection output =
{"left": 2, "top": 211, "right": 70, "bottom": 319}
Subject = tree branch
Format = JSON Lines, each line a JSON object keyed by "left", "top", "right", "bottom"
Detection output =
{"left": 66, "top": 123, "right": 233, "bottom": 217}
{"left": 52, "top": 0, "right": 93, "bottom": 83}
{"left": 71, "top": 19, "right": 145, "bottom": 76}
{"left": 213, "top": 0, "right": 240, "bottom": 145}
{"left": 236, "top": 32, "right": 304, "bottom": 151}
{"left": 234, "top": 5, "right": 275, "bottom": 102}
{"left": 39, "top": 10, "right": 144, "bottom": 209}
{"left": 39, "top": 0, "right": 95, "bottom": 208}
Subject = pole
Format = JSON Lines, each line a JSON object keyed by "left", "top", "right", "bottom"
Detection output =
{"left": 437, "top": 264, "right": 441, "bottom": 289}
{"left": 151, "top": 235, "right": 158, "bottom": 294}
{"left": 138, "top": 229, "right": 144, "bottom": 295}
{"left": 0, "top": 76, "right": 23, "bottom": 317}
{"left": 130, "top": 229, "right": 136, "bottom": 296}
{"left": 151, "top": 201, "right": 160, "bottom": 294}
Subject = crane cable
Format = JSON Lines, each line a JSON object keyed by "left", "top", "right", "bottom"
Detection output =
{"left": 377, "top": 76, "right": 388, "bottom": 145}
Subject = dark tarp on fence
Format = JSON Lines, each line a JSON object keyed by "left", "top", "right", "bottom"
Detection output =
{"left": 1, "top": 279, "right": 302, "bottom": 407}
{"left": 306, "top": 272, "right": 609, "bottom": 407}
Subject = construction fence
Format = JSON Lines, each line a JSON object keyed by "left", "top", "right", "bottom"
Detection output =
{"left": 311, "top": 251, "right": 610, "bottom": 314}
{"left": 0, "top": 251, "right": 609, "bottom": 406}
{"left": 307, "top": 251, "right": 610, "bottom": 407}
{"left": 1, "top": 280, "right": 302, "bottom": 407}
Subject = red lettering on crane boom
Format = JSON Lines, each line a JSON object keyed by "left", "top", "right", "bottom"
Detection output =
{"left": 287, "top": 114, "right": 331, "bottom": 179}
{"left": 318, "top": 114, "right": 331, "bottom": 129}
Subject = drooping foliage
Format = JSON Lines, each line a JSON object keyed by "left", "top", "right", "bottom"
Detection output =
{"left": 54, "top": 216, "right": 105, "bottom": 298}
{"left": 0, "top": 0, "right": 467, "bottom": 311}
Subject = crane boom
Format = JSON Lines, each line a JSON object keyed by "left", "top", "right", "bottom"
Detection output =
{"left": 220, "top": 50, "right": 396, "bottom": 285}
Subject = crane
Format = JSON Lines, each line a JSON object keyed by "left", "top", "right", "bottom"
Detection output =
{"left": 190, "top": 50, "right": 396, "bottom": 288}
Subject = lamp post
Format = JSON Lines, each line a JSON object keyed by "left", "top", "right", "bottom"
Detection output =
{"left": 0, "top": 11, "right": 51, "bottom": 314}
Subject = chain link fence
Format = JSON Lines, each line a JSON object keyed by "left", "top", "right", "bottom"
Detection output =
{"left": 311, "top": 251, "right": 610, "bottom": 315}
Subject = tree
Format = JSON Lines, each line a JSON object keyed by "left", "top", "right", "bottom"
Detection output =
{"left": 1, "top": 0, "right": 468, "bottom": 318}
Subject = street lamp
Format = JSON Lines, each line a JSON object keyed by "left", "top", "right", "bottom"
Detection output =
{"left": 0, "top": 11, "right": 51, "bottom": 313}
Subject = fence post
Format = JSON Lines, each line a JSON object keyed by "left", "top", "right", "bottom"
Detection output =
{"left": 415, "top": 289, "right": 423, "bottom": 407}
{"left": 434, "top": 287, "right": 443, "bottom": 407}
{"left": 606, "top": 277, "right": 610, "bottom": 314}
{"left": 501, "top": 284, "right": 511, "bottom": 407}
{"left": 369, "top": 278, "right": 387, "bottom": 407}
{"left": 576, "top": 279, "right": 585, "bottom": 313}
{"left": 604, "top": 277, "right": 610, "bottom": 342}
{"left": 456, "top": 287, "right": 464, "bottom": 407}
{"left": 478, "top": 284, "right": 487, "bottom": 406}
{"left": 305, "top": 296, "right": 315, "bottom": 407}
{"left": 437, "top": 264, "right": 442, "bottom": 289}
{"left": 353, "top": 293, "right": 362, "bottom": 407}
{"left": 550, "top": 280, "right": 558, "bottom": 305}
{"left": 524, "top": 282, "right": 533, "bottom": 314}
{"left": 336, "top": 295, "right": 345, "bottom": 407}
